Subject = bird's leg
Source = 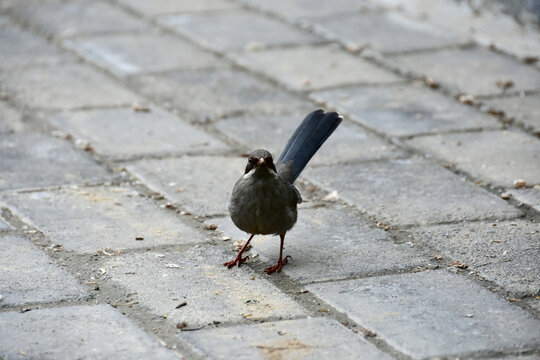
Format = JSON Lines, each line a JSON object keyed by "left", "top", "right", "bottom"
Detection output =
{"left": 223, "top": 234, "right": 255, "bottom": 268}
{"left": 264, "top": 233, "right": 291, "bottom": 274}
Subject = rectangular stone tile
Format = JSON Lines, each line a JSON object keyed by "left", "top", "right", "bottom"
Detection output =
{"left": 307, "top": 271, "right": 540, "bottom": 359}
{"left": 211, "top": 206, "right": 433, "bottom": 283}
{"left": 64, "top": 31, "right": 220, "bottom": 77}
{"left": 0, "top": 133, "right": 111, "bottom": 190}
{"left": 0, "top": 101, "right": 25, "bottom": 134}
{"left": 238, "top": 0, "right": 370, "bottom": 21}
{"left": 403, "top": 220, "right": 539, "bottom": 296}
{"left": 0, "top": 27, "right": 70, "bottom": 69}
{"left": 48, "top": 107, "right": 229, "bottom": 159}
{"left": 1, "top": 186, "right": 206, "bottom": 254}
{"left": 391, "top": 47, "right": 540, "bottom": 96}
{"left": 133, "top": 68, "right": 310, "bottom": 120}
{"left": 0, "top": 305, "right": 180, "bottom": 359}
{"left": 11, "top": 0, "right": 145, "bottom": 38}
{"left": 406, "top": 130, "right": 540, "bottom": 188}
{"left": 0, "top": 233, "right": 89, "bottom": 306}
{"left": 126, "top": 156, "right": 246, "bottom": 216}
{"left": 239, "top": 44, "right": 401, "bottom": 91}
{"left": 118, "top": 0, "right": 239, "bottom": 16}
{"left": 310, "top": 83, "right": 500, "bottom": 137}
{"left": 182, "top": 317, "right": 393, "bottom": 360}
{"left": 0, "top": 63, "right": 141, "bottom": 110}
{"left": 481, "top": 94, "right": 540, "bottom": 136}
{"left": 215, "top": 114, "right": 405, "bottom": 166}
{"left": 304, "top": 158, "right": 522, "bottom": 226}
{"left": 313, "top": 11, "right": 464, "bottom": 54}
{"left": 509, "top": 188, "right": 540, "bottom": 212}
{"left": 102, "top": 246, "right": 307, "bottom": 327}
{"left": 159, "top": 9, "right": 322, "bottom": 52}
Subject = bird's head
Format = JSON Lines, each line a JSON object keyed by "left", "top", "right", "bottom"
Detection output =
{"left": 244, "top": 149, "right": 277, "bottom": 175}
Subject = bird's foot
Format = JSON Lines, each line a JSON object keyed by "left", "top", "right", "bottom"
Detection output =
{"left": 223, "top": 255, "right": 249, "bottom": 269}
{"left": 264, "top": 255, "right": 292, "bottom": 275}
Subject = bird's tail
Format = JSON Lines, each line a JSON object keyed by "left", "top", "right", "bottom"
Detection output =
{"left": 277, "top": 109, "right": 342, "bottom": 183}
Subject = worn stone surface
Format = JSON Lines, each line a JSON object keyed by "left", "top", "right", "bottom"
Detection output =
{"left": 215, "top": 114, "right": 405, "bottom": 166}
{"left": 10, "top": 0, "right": 145, "bottom": 37}
{"left": 482, "top": 94, "right": 540, "bottom": 135}
{"left": 102, "top": 246, "right": 307, "bottom": 327}
{"left": 403, "top": 220, "right": 540, "bottom": 296}
{"left": 0, "top": 133, "right": 111, "bottom": 190}
{"left": 0, "top": 26, "right": 69, "bottom": 69}
{"left": 391, "top": 47, "right": 540, "bottom": 96}
{"left": 126, "top": 156, "right": 245, "bottom": 216}
{"left": 0, "top": 233, "right": 89, "bottom": 306}
{"left": 406, "top": 130, "right": 540, "bottom": 187}
{"left": 2, "top": 186, "right": 206, "bottom": 254}
{"left": 240, "top": 45, "right": 401, "bottom": 91}
{"left": 0, "top": 63, "right": 141, "bottom": 110}
{"left": 307, "top": 270, "right": 540, "bottom": 359}
{"left": 133, "top": 69, "right": 310, "bottom": 120}
{"left": 0, "top": 217, "right": 10, "bottom": 230}
{"left": 0, "top": 305, "right": 180, "bottom": 359}
{"left": 65, "top": 31, "right": 220, "bottom": 77}
{"left": 509, "top": 188, "right": 540, "bottom": 212}
{"left": 0, "top": 101, "right": 26, "bottom": 134}
{"left": 118, "top": 0, "right": 239, "bottom": 16}
{"left": 211, "top": 206, "right": 433, "bottom": 283}
{"left": 304, "top": 158, "right": 522, "bottom": 226}
{"left": 159, "top": 10, "right": 322, "bottom": 51}
{"left": 183, "top": 317, "right": 393, "bottom": 360}
{"left": 311, "top": 83, "right": 500, "bottom": 137}
{"left": 313, "top": 11, "right": 464, "bottom": 54}
{"left": 48, "top": 107, "right": 229, "bottom": 159}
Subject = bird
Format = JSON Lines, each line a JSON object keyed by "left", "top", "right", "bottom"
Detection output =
{"left": 224, "top": 109, "right": 342, "bottom": 274}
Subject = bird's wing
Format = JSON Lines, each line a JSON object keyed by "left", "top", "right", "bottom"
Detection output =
{"left": 277, "top": 110, "right": 342, "bottom": 184}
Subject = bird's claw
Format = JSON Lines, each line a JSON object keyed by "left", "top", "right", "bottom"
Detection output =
{"left": 264, "top": 255, "right": 292, "bottom": 274}
{"left": 223, "top": 255, "right": 249, "bottom": 269}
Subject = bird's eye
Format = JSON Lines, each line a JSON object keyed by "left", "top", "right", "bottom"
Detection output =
{"left": 265, "top": 156, "right": 273, "bottom": 163}
{"left": 250, "top": 157, "right": 259, "bottom": 164}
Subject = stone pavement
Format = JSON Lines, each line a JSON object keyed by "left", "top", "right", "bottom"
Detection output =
{"left": 0, "top": 0, "right": 539, "bottom": 359}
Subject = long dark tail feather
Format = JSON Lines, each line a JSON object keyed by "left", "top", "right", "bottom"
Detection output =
{"left": 277, "top": 109, "right": 342, "bottom": 183}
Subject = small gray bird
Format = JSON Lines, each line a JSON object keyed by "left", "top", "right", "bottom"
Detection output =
{"left": 225, "top": 110, "right": 342, "bottom": 274}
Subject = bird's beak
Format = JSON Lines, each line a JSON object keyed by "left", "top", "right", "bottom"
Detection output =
{"left": 256, "top": 158, "right": 266, "bottom": 167}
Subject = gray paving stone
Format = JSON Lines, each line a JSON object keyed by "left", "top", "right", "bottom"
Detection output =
{"left": 313, "top": 11, "right": 464, "bottom": 54}
{"left": 307, "top": 270, "right": 540, "bottom": 359}
{"left": 0, "top": 305, "right": 180, "bottom": 360}
{"left": 1, "top": 186, "right": 206, "bottom": 254}
{"left": 0, "top": 63, "right": 141, "bottom": 110}
{"left": 0, "top": 133, "right": 111, "bottom": 190}
{"left": 240, "top": 45, "right": 401, "bottom": 91}
{"left": 64, "top": 31, "right": 220, "bottom": 77}
{"left": 159, "top": 10, "right": 322, "bottom": 52}
{"left": 482, "top": 94, "right": 540, "bottom": 135}
{"left": 304, "top": 158, "right": 522, "bottom": 226}
{"left": 0, "top": 101, "right": 25, "bottom": 134}
{"left": 0, "top": 233, "right": 89, "bottom": 306}
{"left": 48, "top": 107, "right": 229, "bottom": 159}
{"left": 311, "top": 83, "right": 500, "bottom": 137}
{"left": 406, "top": 130, "right": 540, "bottom": 188}
{"left": 133, "top": 68, "right": 309, "bottom": 120}
{"left": 126, "top": 156, "right": 246, "bottom": 216}
{"left": 102, "top": 246, "right": 307, "bottom": 327}
{"left": 118, "top": 0, "right": 239, "bottom": 16}
{"left": 182, "top": 317, "right": 393, "bottom": 360}
{"left": 509, "top": 188, "right": 540, "bottom": 212}
{"left": 11, "top": 0, "right": 145, "bottom": 37}
{"left": 238, "top": 0, "right": 371, "bottom": 21}
{"left": 404, "top": 220, "right": 540, "bottom": 296}
{"left": 211, "top": 206, "right": 433, "bottom": 283}
{"left": 0, "top": 26, "right": 69, "bottom": 69}
{"left": 391, "top": 47, "right": 540, "bottom": 96}
{"left": 215, "top": 114, "right": 405, "bottom": 166}
{"left": 0, "top": 14, "right": 10, "bottom": 27}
